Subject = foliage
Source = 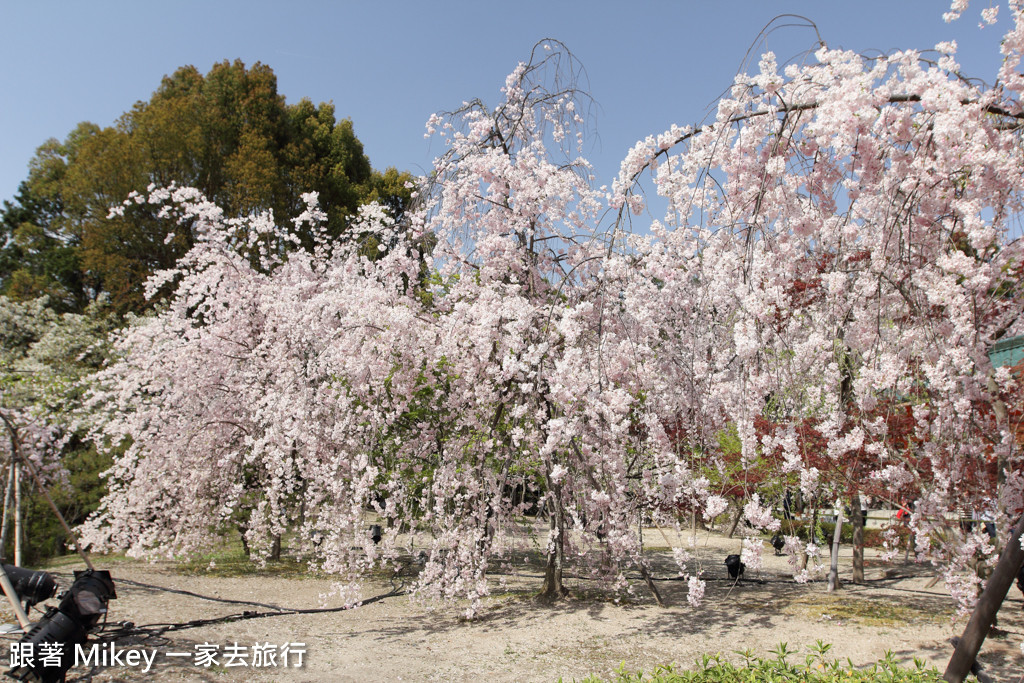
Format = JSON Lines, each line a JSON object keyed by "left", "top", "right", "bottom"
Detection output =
{"left": 0, "top": 60, "right": 414, "bottom": 314}
{"left": 175, "top": 539, "right": 307, "bottom": 578}
{"left": 0, "top": 295, "right": 116, "bottom": 561}
{"left": 0, "top": 182, "right": 85, "bottom": 313}
{"left": 777, "top": 516, "right": 914, "bottom": 549}
{"left": 572, "top": 644, "right": 944, "bottom": 682}
{"left": 80, "top": 190, "right": 428, "bottom": 608}
{"left": 79, "top": 2, "right": 1024, "bottom": 621}
{"left": 613, "top": 1, "right": 1024, "bottom": 607}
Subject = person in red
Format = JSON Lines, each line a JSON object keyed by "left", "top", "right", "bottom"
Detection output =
{"left": 896, "top": 502, "right": 913, "bottom": 560}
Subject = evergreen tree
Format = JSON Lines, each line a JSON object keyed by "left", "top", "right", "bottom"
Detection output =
{"left": 1, "top": 60, "right": 412, "bottom": 314}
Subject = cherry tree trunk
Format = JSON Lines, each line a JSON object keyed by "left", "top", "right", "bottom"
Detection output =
{"left": 727, "top": 499, "right": 744, "bottom": 538}
{"left": 801, "top": 506, "right": 819, "bottom": 570}
{"left": 851, "top": 495, "right": 864, "bottom": 584}
{"left": 238, "top": 526, "right": 250, "bottom": 559}
{"left": 636, "top": 518, "right": 666, "bottom": 607}
{"left": 944, "top": 513, "right": 1024, "bottom": 683}
{"left": 539, "top": 492, "right": 568, "bottom": 601}
{"left": 270, "top": 534, "right": 282, "bottom": 561}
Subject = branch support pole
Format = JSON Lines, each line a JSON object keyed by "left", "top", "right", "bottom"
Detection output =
{"left": 827, "top": 506, "right": 844, "bottom": 592}
{"left": 0, "top": 564, "right": 30, "bottom": 631}
{"left": 0, "top": 464, "right": 12, "bottom": 557}
{"left": 13, "top": 464, "right": 21, "bottom": 567}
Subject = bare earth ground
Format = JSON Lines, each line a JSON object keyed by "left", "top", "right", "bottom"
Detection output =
{"left": 4, "top": 529, "right": 1023, "bottom": 682}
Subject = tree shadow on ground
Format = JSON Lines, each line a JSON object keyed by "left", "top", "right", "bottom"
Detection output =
{"left": 344, "top": 546, "right": 1024, "bottom": 681}
{"left": 908, "top": 628, "right": 1024, "bottom": 683}
{"left": 61, "top": 545, "right": 1024, "bottom": 680}
{"left": 356, "top": 550, "right": 957, "bottom": 639}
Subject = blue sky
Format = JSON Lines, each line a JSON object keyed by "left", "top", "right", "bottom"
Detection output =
{"left": 0, "top": 2, "right": 1009, "bottom": 207}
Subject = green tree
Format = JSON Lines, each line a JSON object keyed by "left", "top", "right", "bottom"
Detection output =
{"left": 2, "top": 60, "right": 412, "bottom": 314}
{"left": 0, "top": 295, "right": 116, "bottom": 561}
{"left": 0, "top": 179, "right": 89, "bottom": 314}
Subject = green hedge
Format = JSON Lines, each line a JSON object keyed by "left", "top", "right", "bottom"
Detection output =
{"left": 778, "top": 520, "right": 910, "bottom": 548}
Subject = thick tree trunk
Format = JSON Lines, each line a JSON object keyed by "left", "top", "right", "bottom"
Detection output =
{"left": 238, "top": 525, "right": 250, "bottom": 558}
{"left": 727, "top": 499, "right": 744, "bottom": 539}
{"left": 801, "top": 506, "right": 819, "bottom": 570}
{"left": 827, "top": 506, "right": 844, "bottom": 592}
{"left": 640, "top": 564, "right": 665, "bottom": 607}
{"left": 905, "top": 515, "right": 913, "bottom": 562}
{"left": 539, "top": 492, "right": 568, "bottom": 601}
{"left": 851, "top": 494, "right": 864, "bottom": 584}
{"left": 944, "top": 513, "right": 1024, "bottom": 683}
{"left": 270, "top": 533, "right": 282, "bottom": 561}
{"left": 634, "top": 516, "right": 667, "bottom": 606}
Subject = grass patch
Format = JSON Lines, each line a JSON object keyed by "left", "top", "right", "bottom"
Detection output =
{"left": 175, "top": 541, "right": 309, "bottom": 578}
{"left": 31, "top": 543, "right": 311, "bottom": 579}
{"left": 570, "top": 644, "right": 944, "bottom": 682}
{"left": 35, "top": 552, "right": 137, "bottom": 571}
{"left": 780, "top": 592, "right": 952, "bottom": 627}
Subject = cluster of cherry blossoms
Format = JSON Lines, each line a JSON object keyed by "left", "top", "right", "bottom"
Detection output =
{"left": 0, "top": 400, "right": 67, "bottom": 489}
{"left": 81, "top": 1, "right": 1023, "bottom": 615}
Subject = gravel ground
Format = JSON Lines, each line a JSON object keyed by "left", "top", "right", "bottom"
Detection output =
{"left": 1, "top": 529, "right": 1021, "bottom": 682}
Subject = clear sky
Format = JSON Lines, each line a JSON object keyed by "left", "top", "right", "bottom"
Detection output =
{"left": 0, "top": 1, "right": 1010, "bottom": 207}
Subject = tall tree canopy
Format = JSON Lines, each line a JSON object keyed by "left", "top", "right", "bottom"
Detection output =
{"left": 0, "top": 60, "right": 412, "bottom": 313}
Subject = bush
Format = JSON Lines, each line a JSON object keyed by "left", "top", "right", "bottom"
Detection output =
{"left": 778, "top": 519, "right": 910, "bottom": 549}
{"left": 572, "top": 644, "right": 943, "bottom": 682}
{"left": 778, "top": 519, "right": 828, "bottom": 545}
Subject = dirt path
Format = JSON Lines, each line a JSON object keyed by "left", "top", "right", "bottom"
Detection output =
{"left": 4, "top": 532, "right": 1022, "bottom": 682}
